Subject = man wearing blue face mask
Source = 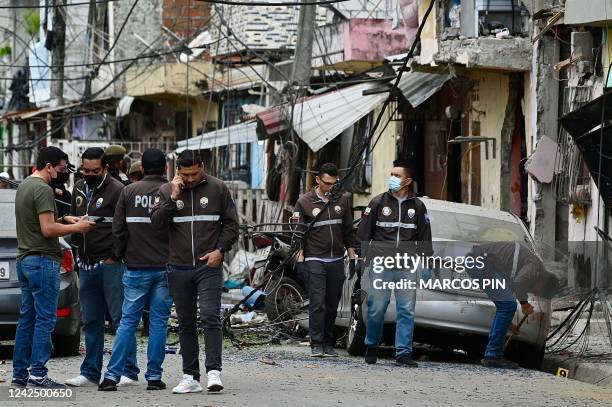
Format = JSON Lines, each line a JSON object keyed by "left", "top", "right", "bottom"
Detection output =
{"left": 357, "top": 159, "right": 433, "bottom": 367}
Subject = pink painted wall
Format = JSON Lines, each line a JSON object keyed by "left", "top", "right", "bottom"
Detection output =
{"left": 343, "top": 19, "right": 412, "bottom": 61}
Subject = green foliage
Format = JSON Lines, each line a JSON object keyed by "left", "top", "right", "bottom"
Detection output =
{"left": 0, "top": 45, "right": 11, "bottom": 58}
{"left": 23, "top": 8, "right": 40, "bottom": 38}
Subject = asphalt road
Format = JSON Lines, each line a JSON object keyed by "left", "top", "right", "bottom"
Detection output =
{"left": 2, "top": 341, "right": 612, "bottom": 407}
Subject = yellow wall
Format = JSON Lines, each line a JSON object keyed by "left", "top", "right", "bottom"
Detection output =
{"left": 467, "top": 70, "right": 510, "bottom": 210}
{"left": 190, "top": 99, "right": 218, "bottom": 136}
{"left": 353, "top": 104, "right": 398, "bottom": 207}
{"left": 418, "top": 0, "right": 439, "bottom": 65}
{"left": 125, "top": 62, "right": 214, "bottom": 97}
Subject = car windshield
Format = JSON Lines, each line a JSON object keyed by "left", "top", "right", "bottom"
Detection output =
{"left": 0, "top": 202, "right": 16, "bottom": 237}
{"left": 428, "top": 209, "right": 529, "bottom": 243}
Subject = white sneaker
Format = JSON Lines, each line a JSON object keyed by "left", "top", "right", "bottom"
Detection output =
{"left": 172, "top": 374, "right": 203, "bottom": 394}
{"left": 206, "top": 370, "right": 223, "bottom": 392}
{"left": 117, "top": 376, "right": 138, "bottom": 387}
{"left": 65, "top": 375, "right": 97, "bottom": 387}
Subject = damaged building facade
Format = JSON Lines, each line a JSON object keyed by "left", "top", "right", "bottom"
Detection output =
{"left": 407, "top": 0, "right": 532, "bottom": 220}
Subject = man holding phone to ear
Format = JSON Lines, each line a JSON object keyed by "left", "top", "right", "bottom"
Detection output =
{"left": 151, "top": 150, "right": 239, "bottom": 394}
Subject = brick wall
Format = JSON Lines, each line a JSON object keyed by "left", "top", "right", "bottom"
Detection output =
{"left": 163, "top": 0, "right": 212, "bottom": 39}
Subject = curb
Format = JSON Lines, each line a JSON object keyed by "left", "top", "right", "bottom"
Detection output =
{"left": 542, "top": 354, "right": 612, "bottom": 388}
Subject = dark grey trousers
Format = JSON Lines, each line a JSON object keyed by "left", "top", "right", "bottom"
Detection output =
{"left": 167, "top": 264, "right": 223, "bottom": 378}
{"left": 303, "top": 260, "right": 345, "bottom": 346}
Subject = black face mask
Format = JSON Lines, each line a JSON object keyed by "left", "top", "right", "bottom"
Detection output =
{"left": 84, "top": 175, "right": 103, "bottom": 189}
{"left": 55, "top": 172, "right": 70, "bottom": 184}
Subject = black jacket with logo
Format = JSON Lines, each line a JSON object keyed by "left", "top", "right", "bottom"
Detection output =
{"left": 113, "top": 175, "right": 168, "bottom": 269}
{"left": 357, "top": 191, "right": 433, "bottom": 256}
{"left": 150, "top": 174, "right": 239, "bottom": 267}
{"left": 470, "top": 242, "right": 557, "bottom": 301}
{"left": 293, "top": 189, "right": 356, "bottom": 258}
{"left": 71, "top": 174, "right": 124, "bottom": 264}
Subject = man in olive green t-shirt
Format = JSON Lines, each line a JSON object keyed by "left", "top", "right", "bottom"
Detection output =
{"left": 12, "top": 147, "right": 94, "bottom": 389}
{"left": 16, "top": 177, "right": 63, "bottom": 261}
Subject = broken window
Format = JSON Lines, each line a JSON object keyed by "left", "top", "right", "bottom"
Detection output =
{"left": 347, "top": 113, "right": 373, "bottom": 193}
{"left": 554, "top": 85, "right": 592, "bottom": 204}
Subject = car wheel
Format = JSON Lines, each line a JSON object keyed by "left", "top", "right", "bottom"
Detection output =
{"left": 346, "top": 303, "right": 366, "bottom": 356}
{"left": 264, "top": 276, "right": 308, "bottom": 338}
{"left": 53, "top": 331, "right": 81, "bottom": 357}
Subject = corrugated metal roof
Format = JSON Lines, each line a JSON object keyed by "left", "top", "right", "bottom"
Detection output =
{"left": 397, "top": 71, "right": 451, "bottom": 108}
{"left": 176, "top": 121, "right": 258, "bottom": 152}
{"left": 255, "top": 71, "right": 450, "bottom": 152}
{"left": 257, "top": 82, "right": 388, "bottom": 152}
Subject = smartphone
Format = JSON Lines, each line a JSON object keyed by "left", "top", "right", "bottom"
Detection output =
{"left": 94, "top": 217, "right": 105, "bottom": 224}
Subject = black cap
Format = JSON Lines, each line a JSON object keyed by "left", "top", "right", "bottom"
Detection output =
{"left": 141, "top": 149, "right": 166, "bottom": 172}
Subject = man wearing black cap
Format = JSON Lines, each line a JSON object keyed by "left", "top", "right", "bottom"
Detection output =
{"left": 98, "top": 149, "right": 172, "bottom": 391}
{"left": 357, "top": 159, "right": 433, "bottom": 367}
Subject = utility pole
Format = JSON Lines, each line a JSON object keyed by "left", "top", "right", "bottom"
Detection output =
{"left": 50, "top": 0, "right": 66, "bottom": 108}
{"left": 285, "top": 2, "right": 316, "bottom": 205}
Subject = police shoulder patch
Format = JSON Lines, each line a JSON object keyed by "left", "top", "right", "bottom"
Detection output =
{"left": 363, "top": 207, "right": 371, "bottom": 217}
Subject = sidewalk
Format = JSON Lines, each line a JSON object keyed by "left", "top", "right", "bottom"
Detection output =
{"left": 542, "top": 316, "right": 612, "bottom": 388}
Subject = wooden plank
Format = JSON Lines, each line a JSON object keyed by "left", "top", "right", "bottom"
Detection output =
{"left": 245, "top": 189, "right": 253, "bottom": 223}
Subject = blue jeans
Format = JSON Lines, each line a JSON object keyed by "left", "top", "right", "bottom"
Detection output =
{"left": 105, "top": 269, "right": 173, "bottom": 382}
{"left": 468, "top": 266, "right": 517, "bottom": 358}
{"left": 364, "top": 268, "right": 416, "bottom": 359}
{"left": 13, "top": 256, "right": 60, "bottom": 380}
{"left": 80, "top": 262, "right": 139, "bottom": 382}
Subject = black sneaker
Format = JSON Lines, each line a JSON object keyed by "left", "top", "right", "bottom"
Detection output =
{"left": 323, "top": 344, "right": 339, "bottom": 357}
{"left": 365, "top": 347, "right": 378, "bottom": 364}
{"left": 310, "top": 345, "right": 324, "bottom": 357}
{"left": 11, "top": 378, "right": 28, "bottom": 388}
{"left": 481, "top": 357, "right": 519, "bottom": 369}
{"left": 147, "top": 380, "right": 166, "bottom": 390}
{"left": 395, "top": 355, "right": 418, "bottom": 367}
{"left": 98, "top": 378, "right": 118, "bottom": 391}
{"left": 28, "top": 376, "right": 66, "bottom": 388}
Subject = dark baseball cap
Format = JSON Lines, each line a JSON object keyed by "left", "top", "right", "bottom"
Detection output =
{"left": 141, "top": 149, "right": 166, "bottom": 172}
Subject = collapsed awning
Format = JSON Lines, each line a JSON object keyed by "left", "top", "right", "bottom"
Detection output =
{"left": 176, "top": 121, "right": 258, "bottom": 152}
{"left": 256, "top": 71, "right": 450, "bottom": 152}
{"left": 397, "top": 71, "right": 451, "bottom": 108}
{"left": 560, "top": 89, "right": 612, "bottom": 208}
{"left": 256, "top": 82, "right": 388, "bottom": 152}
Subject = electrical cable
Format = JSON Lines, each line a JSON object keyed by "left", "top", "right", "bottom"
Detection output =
{"left": 221, "top": 0, "right": 437, "bottom": 341}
